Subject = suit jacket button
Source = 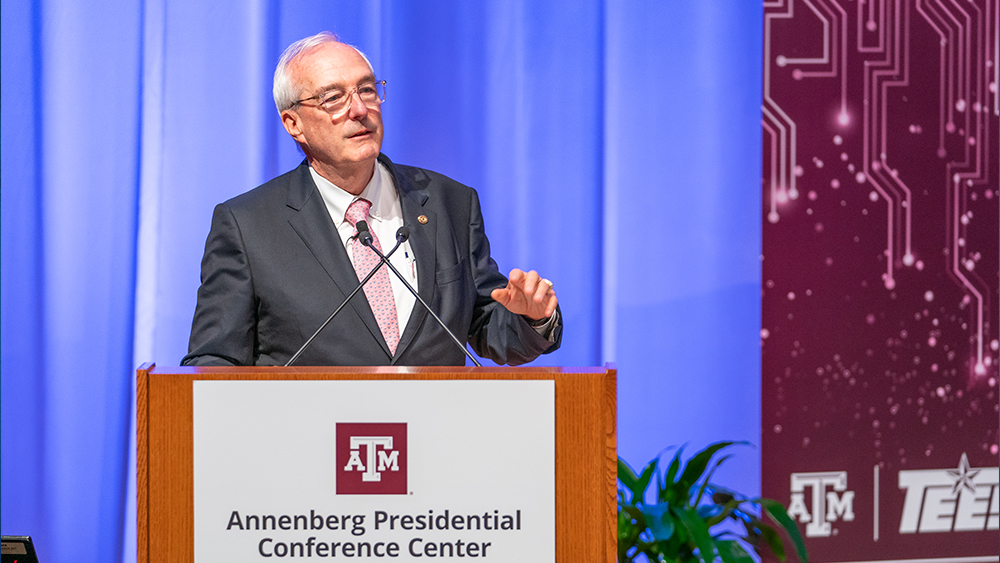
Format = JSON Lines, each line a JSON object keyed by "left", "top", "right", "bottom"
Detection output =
{"left": 417, "top": 215, "right": 428, "bottom": 224}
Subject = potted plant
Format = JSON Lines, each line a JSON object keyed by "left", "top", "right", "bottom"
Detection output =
{"left": 618, "top": 441, "right": 807, "bottom": 563}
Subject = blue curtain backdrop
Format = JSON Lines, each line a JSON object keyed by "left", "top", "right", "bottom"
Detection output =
{"left": 0, "top": 2, "right": 763, "bottom": 562}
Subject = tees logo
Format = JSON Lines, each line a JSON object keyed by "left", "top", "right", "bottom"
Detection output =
{"left": 898, "top": 453, "right": 999, "bottom": 533}
{"left": 786, "top": 471, "right": 855, "bottom": 537}
{"left": 336, "top": 423, "right": 407, "bottom": 494}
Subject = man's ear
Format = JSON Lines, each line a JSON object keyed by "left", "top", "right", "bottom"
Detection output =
{"left": 281, "top": 109, "right": 305, "bottom": 143}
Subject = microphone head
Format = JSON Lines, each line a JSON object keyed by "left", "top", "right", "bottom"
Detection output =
{"left": 395, "top": 226, "right": 411, "bottom": 243}
{"left": 356, "top": 220, "right": 374, "bottom": 246}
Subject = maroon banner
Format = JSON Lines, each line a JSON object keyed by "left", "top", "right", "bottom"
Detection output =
{"left": 761, "top": 1, "right": 998, "bottom": 562}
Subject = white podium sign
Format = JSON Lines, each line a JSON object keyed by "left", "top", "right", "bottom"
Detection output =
{"left": 193, "top": 380, "right": 554, "bottom": 561}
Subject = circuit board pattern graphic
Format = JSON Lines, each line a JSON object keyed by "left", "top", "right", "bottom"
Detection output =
{"left": 762, "top": 1, "right": 998, "bottom": 560}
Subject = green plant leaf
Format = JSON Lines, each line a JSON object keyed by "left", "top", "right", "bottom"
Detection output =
{"left": 655, "top": 463, "right": 665, "bottom": 504}
{"left": 705, "top": 497, "right": 742, "bottom": 527}
{"left": 740, "top": 516, "right": 760, "bottom": 543}
{"left": 619, "top": 456, "right": 658, "bottom": 505}
{"left": 697, "top": 503, "right": 724, "bottom": 519}
{"left": 618, "top": 506, "right": 647, "bottom": 562}
{"left": 618, "top": 457, "right": 640, "bottom": 491}
{"left": 694, "top": 453, "right": 734, "bottom": 505}
{"left": 664, "top": 446, "right": 685, "bottom": 487}
{"left": 620, "top": 505, "right": 646, "bottom": 529}
{"left": 674, "top": 506, "right": 717, "bottom": 563}
{"left": 717, "top": 540, "right": 756, "bottom": 563}
{"left": 757, "top": 523, "right": 786, "bottom": 561}
{"left": 635, "top": 458, "right": 658, "bottom": 502}
{"left": 709, "top": 484, "right": 743, "bottom": 505}
{"left": 642, "top": 502, "right": 676, "bottom": 541}
{"left": 760, "top": 498, "right": 808, "bottom": 562}
{"left": 649, "top": 531, "right": 690, "bottom": 562}
{"left": 679, "top": 441, "right": 747, "bottom": 493}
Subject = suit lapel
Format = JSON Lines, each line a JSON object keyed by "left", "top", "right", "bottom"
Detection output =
{"left": 284, "top": 162, "right": 390, "bottom": 356}
{"left": 384, "top": 156, "right": 438, "bottom": 362}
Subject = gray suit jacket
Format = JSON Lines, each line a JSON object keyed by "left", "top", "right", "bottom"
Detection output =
{"left": 182, "top": 154, "right": 561, "bottom": 366}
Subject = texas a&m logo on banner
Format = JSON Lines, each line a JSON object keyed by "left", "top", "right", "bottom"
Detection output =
{"left": 778, "top": 457, "right": 999, "bottom": 560}
{"left": 336, "top": 423, "right": 407, "bottom": 494}
{"left": 787, "top": 471, "right": 856, "bottom": 538}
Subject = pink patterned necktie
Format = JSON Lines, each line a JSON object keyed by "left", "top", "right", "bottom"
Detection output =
{"left": 345, "top": 198, "right": 400, "bottom": 355}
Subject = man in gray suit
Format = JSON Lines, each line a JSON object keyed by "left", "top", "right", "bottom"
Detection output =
{"left": 182, "top": 32, "right": 561, "bottom": 367}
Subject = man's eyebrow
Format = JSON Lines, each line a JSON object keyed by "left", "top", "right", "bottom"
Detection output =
{"left": 316, "top": 74, "right": 377, "bottom": 94}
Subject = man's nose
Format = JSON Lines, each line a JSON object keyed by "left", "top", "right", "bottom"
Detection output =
{"left": 346, "top": 90, "right": 368, "bottom": 119}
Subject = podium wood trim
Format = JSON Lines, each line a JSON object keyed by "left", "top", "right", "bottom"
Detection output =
{"left": 136, "top": 364, "right": 616, "bottom": 563}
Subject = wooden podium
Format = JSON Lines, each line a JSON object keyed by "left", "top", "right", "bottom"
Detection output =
{"left": 137, "top": 364, "right": 616, "bottom": 562}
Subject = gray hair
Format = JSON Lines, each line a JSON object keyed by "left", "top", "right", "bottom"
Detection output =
{"left": 272, "top": 31, "right": 376, "bottom": 113}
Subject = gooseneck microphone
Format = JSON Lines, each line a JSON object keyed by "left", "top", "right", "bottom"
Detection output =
{"left": 357, "top": 222, "right": 483, "bottom": 367}
{"left": 356, "top": 221, "right": 374, "bottom": 247}
{"left": 284, "top": 221, "right": 404, "bottom": 367}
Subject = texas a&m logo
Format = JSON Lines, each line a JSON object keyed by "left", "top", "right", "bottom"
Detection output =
{"left": 786, "top": 471, "right": 855, "bottom": 537}
{"left": 336, "top": 423, "right": 407, "bottom": 494}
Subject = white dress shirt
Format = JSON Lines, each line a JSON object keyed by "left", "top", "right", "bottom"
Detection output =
{"left": 310, "top": 162, "right": 418, "bottom": 336}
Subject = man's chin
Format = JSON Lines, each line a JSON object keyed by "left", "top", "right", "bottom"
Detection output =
{"left": 349, "top": 140, "right": 382, "bottom": 161}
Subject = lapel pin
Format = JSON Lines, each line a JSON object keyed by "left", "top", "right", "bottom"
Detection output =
{"left": 417, "top": 215, "right": 428, "bottom": 224}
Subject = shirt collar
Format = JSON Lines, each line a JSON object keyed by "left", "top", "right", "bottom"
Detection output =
{"left": 309, "top": 162, "right": 388, "bottom": 226}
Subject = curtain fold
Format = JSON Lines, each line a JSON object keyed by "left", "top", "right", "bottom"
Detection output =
{"left": 0, "top": 2, "right": 763, "bottom": 562}
{"left": 2, "top": 2, "right": 143, "bottom": 562}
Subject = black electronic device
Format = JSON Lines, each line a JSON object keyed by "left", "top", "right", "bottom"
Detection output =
{"left": 1, "top": 536, "right": 40, "bottom": 563}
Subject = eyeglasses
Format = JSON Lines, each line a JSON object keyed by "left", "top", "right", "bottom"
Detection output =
{"left": 293, "top": 80, "right": 387, "bottom": 116}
